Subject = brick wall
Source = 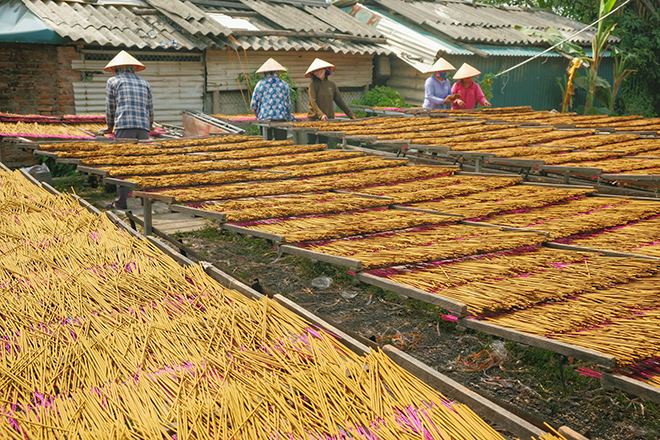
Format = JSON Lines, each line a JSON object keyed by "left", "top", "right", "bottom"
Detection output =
{"left": 0, "top": 43, "right": 78, "bottom": 116}
{"left": 0, "top": 140, "right": 38, "bottom": 169}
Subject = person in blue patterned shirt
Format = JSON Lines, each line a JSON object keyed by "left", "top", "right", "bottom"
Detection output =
{"left": 250, "top": 58, "right": 294, "bottom": 140}
{"left": 103, "top": 50, "right": 154, "bottom": 209}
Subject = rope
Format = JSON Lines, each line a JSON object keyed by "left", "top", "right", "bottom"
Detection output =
{"left": 494, "top": 0, "right": 634, "bottom": 78}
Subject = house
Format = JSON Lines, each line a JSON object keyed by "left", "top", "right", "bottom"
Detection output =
{"left": 0, "top": 0, "right": 388, "bottom": 125}
{"left": 340, "top": 0, "right": 615, "bottom": 111}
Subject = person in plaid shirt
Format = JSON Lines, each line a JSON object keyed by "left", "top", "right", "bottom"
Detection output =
{"left": 250, "top": 58, "right": 294, "bottom": 140}
{"left": 102, "top": 50, "right": 154, "bottom": 209}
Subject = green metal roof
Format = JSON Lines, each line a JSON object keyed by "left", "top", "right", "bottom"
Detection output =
{"left": 0, "top": 0, "right": 65, "bottom": 44}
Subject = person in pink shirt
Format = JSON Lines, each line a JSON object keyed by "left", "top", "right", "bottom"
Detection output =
{"left": 451, "top": 63, "right": 491, "bottom": 110}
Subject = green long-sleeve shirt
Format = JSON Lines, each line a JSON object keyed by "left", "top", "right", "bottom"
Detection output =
{"left": 307, "top": 77, "right": 354, "bottom": 120}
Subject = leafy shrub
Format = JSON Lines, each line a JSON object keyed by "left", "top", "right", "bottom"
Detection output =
{"left": 359, "top": 86, "right": 407, "bottom": 108}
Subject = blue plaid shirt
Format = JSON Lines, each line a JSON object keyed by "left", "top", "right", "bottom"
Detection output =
{"left": 250, "top": 73, "right": 293, "bottom": 121}
{"left": 106, "top": 71, "right": 154, "bottom": 131}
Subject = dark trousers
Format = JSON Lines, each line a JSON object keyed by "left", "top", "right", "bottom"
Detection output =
{"left": 262, "top": 127, "right": 288, "bottom": 140}
{"left": 307, "top": 133, "right": 329, "bottom": 145}
{"left": 112, "top": 128, "right": 150, "bottom": 208}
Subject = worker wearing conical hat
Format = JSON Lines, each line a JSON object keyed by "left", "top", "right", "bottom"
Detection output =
{"left": 103, "top": 50, "right": 153, "bottom": 209}
{"left": 305, "top": 58, "right": 355, "bottom": 123}
{"left": 250, "top": 58, "right": 294, "bottom": 140}
{"left": 451, "top": 63, "right": 491, "bottom": 110}
{"left": 422, "top": 58, "right": 460, "bottom": 110}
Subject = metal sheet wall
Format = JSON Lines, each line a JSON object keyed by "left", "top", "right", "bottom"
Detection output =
{"left": 206, "top": 50, "right": 373, "bottom": 92}
{"left": 71, "top": 52, "right": 204, "bottom": 126}
{"left": 387, "top": 54, "right": 615, "bottom": 111}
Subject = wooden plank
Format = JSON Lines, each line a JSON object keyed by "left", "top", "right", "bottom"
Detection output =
{"left": 19, "top": 168, "right": 42, "bottom": 187}
{"left": 392, "top": 205, "right": 463, "bottom": 218}
{"left": 520, "top": 182, "right": 596, "bottom": 190}
{"left": 77, "top": 165, "right": 109, "bottom": 176}
{"left": 342, "top": 144, "right": 397, "bottom": 156}
{"left": 202, "top": 264, "right": 264, "bottom": 300}
{"left": 279, "top": 244, "right": 362, "bottom": 271}
{"left": 132, "top": 191, "right": 175, "bottom": 203}
{"left": 588, "top": 193, "right": 660, "bottom": 202}
{"left": 382, "top": 345, "right": 548, "bottom": 440}
{"left": 344, "top": 135, "right": 379, "bottom": 143}
{"left": 33, "top": 150, "right": 58, "bottom": 158}
{"left": 600, "top": 174, "right": 660, "bottom": 182}
{"left": 544, "top": 242, "right": 660, "bottom": 260}
{"left": 57, "top": 158, "right": 82, "bottom": 165}
{"left": 0, "top": 162, "right": 10, "bottom": 171}
{"left": 273, "top": 294, "right": 371, "bottom": 356}
{"left": 448, "top": 151, "right": 495, "bottom": 158}
{"left": 485, "top": 158, "right": 545, "bottom": 167}
{"left": 456, "top": 171, "right": 521, "bottom": 178}
{"left": 169, "top": 204, "right": 227, "bottom": 222}
{"left": 601, "top": 373, "right": 660, "bottom": 405}
{"left": 539, "top": 165, "right": 602, "bottom": 176}
{"left": 222, "top": 223, "right": 286, "bottom": 243}
{"left": 355, "top": 272, "right": 468, "bottom": 317}
{"left": 104, "top": 177, "right": 137, "bottom": 188}
{"left": 458, "top": 318, "right": 616, "bottom": 368}
{"left": 557, "top": 426, "right": 590, "bottom": 440}
{"left": 408, "top": 145, "right": 451, "bottom": 154}
{"left": 316, "top": 130, "right": 344, "bottom": 137}
{"left": 40, "top": 182, "right": 60, "bottom": 196}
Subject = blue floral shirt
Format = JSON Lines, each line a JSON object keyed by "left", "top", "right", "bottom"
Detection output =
{"left": 250, "top": 73, "right": 293, "bottom": 121}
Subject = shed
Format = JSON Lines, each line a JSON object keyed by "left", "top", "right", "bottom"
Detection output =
{"left": 0, "top": 0, "right": 387, "bottom": 124}
{"left": 341, "top": 0, "right": 615, "bottom": 111}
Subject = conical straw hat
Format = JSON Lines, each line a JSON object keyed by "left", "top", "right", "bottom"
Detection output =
{"left": 426, "top": 58, "right": 456, "bottom": 73}
{"left": 452, "top": 63, "right": 481, "bottom": 80}
{"left": 305, "top": 58, "right": 336, "bottom": 77}
{"left": 256, "top": 58, "right": 286, "bottom": 74}
{"left": 104, "top": 50, "right": 146, "bottom": 72}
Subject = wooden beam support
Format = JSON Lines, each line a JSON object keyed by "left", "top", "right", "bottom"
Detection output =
{"left": 104, "top": 177, "right": 137, "bottom": 189}
{"left": 383, "top": 345, "right": 548, "bottom": 440}
{"left": 273, "top": 294, "right": 371, "bottom": 356}
{"left": 77, "top": 165, "right": 109, "bottom": 177}
{"left": 544, "top": 242, "right": 660, "bottom": 260}
{"left": 355, "top": 272, "right": 468, "bottom": 317}
{"left": 279, "top": 244, "right": 362, "bottom": 271}
{"left": 132, "top": 191, "right": 175, "bottom": 203}
{"left": 222, "top": 223, "right": 286, "bottom": 243}
{"left": 458, "top": 318, "right": 616, "bottom": 369}
{"left": 601, "top": 372, "right": 660, "bottom": 404}
{"left": 169, "top": 204, "right": 227, "bottom": 222}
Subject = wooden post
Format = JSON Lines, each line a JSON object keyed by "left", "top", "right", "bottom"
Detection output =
{"left": 213, "top": 91, "right": 221, "bottom": 114}
{"left": 143, "top": 197, "right": 153, "bottom": 236}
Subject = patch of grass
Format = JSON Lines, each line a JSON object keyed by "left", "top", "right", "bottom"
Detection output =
{"left": 51, "top": 174, "right": 113, "bottom": 205}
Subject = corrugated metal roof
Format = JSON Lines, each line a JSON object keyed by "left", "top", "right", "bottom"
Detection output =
{"left": 224, "top": 35, "right": 389, "bottom": 55}
{"left": 240, "top": 0, "right": 333, "bottom": 32}
{"left": 345, "top": 3, "right": 470, "bottom": 72}
{"left": 14, "top": 0, "right": 387, "bottom": 55}
{"left": 373, "top": 0, "right": 614, "bottom": 46}
{"left": 471, "top": 45, "right": 561, "bottom": 57}
{"left": 303, "top": 4, "right": 383, "bottom": 38}
{"left": 145, "top": 0, "right": 231, "bottom": 36}
{"left": 20, "top": 0, "right": 221, "bottom": 50}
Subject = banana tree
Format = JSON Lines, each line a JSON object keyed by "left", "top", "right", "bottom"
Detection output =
{"left": 583, "top": 0, "right": 617, "bottom": 114}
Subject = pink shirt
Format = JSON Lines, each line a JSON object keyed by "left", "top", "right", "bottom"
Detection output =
{"left": 451, "top": 80, "right": 487, "bottom": 110}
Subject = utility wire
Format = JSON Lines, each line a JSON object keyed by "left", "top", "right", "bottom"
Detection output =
{"left": 494, "top": 0, "right": 634, "bottom": 77}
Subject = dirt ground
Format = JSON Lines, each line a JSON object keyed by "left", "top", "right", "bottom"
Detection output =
{"left": 175, "top": 226, "right": 659, "bottom": 440}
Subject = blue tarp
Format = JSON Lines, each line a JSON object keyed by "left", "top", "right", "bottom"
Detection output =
{"left": 0, "top": 0, "right": 64, "bottom": 43}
